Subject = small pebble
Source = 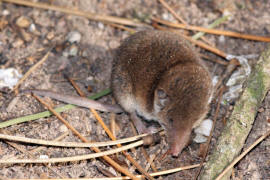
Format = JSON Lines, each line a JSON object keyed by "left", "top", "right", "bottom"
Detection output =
{"left": 98, "top": 22, "right": 104, "bottom": 30}
{"left": 86, "top": 76, "right": 94, "bottom": 81}
{"left": 66, "top": 31, "right": 81, "bottom": 43}
{"left": 12, "top": 38, "right": 24, "bottom": 48}
{"left": 0, "top": 68, "right": 22, "bottom": 89}
{"left": 267, "top": 118, "right": 270, "bottom": 125}
{"left": 39, "top": 155, "right": 49, "bottom": 159}
{"left": 2, "top": 9, "right": 10, "bottom": 16}
{"left": 81, "top": 50, "right": 88, "bottom": 57}
{"left": 68, "top": 44, "right": 79, "bottom": 56}
{"left": 195, "top": 119, "right": 213, "bottom": 137}
{"left": 162, "top": 13, "right": 174, "bottom": 22}
{"left": 21, "top": 30, "right": 32, "bottom": 42}
{"left": 59, "top": 124, "right": 68, "bottom": 132}
{"left": 194, "top": 119, "right": 213, "bottom": 143}
{"left": 46, "top": 31, "right": 55, "bottom": 40}
{"left": 42, "top": 39, "right": 49, "bottom": 45}
{"left": 219, "top": 35, "right": 225, "bottom": 43}
{"left": 16, "top": 16, "right": 31, "bottom": 28}
{"left": 258, "top": 108, "right": 264, "bottom": 113}
{"left": 193, "top": 134, "right": 208, "bottom": 143}
{"left": 62, "top": 51, "right": 69, "bottom": 57}
{"left": 29, "top": 23, "right": 36, "bottom": 32}
{"left": 212, "top": 76, "right": 219, "bottom": 86}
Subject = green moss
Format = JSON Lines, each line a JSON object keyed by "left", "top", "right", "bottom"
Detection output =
{"left": 233, "top": 99, "right": 244, "bottom": 113}
{"left": 247, "top": 67, "right": 265, "bottom": 103}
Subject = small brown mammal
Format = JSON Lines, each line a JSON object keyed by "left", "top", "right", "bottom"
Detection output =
{"left": 28, "top": 30, "right": 213, "bottom": 156}
{"left": 112, "top": 30, "right": 213, "bottom": 156}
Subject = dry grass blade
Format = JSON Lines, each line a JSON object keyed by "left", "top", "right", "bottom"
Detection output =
{"left": 1, "top": 131, "right": 66, "bottom": 178}
{"left": 157, "top": 0, "right": 218, "bottom": 46}
{"left": 130, "top": 122, "right": 158, "bottom": 172}
{"left": 12, "top": 49, "right": 51, "bottom": 92}
{"left": 158, "top": 0, "right": 187, "bottom": 24}
{"left": 96, "top": 165, "right": 117, "bottom": 177}
{"left": 216, "top": 129, "right": 270, "bottom": 180}
{"left": 2, "top": 0, "right": 145, "bottom": 28}
{"left": 29, "top": 131, "right": 69, "bottom": 154}
{"left": 109, "top": 23, "right": 136, "bottom": 33}
{"left": 152, "top": 17, "right": 270, "bottom": 42}
{"left": 145, "top": 149, "right": 160, "bottom": 172}
{"left": 194, "top": 87, "right": 225, "bottom": 180}
{"left": 213, "top": 58, "right": 240, "bottom": 92}
{"left": 0, "top": 164, "right": 200, "bottom": 180}
{"left": 152, "top": 23, "right": 227, "bottom": 58}
{"left": 67, "top": 76, "right": 155, "bottom": 180}
{"left": 0, "top": 141, "right": 143, "bottom": 164}
{"left": 32, "top": 94, "right": 139, "bottom": 180}
{"left": 180, "top": 33, "right": 227, "bottom": 58}
{"left": 0, "top": 133, "right": 148, "bottom": 148}
{"left": 199, "top": 53, "right": 229, "bottom": 66}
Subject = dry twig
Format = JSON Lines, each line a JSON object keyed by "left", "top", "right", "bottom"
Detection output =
{"left": 152, "top": 23, "right": 227, "bottom": 58}
{"left": 32, "top": 94, "right": 139, "bottom": 180}
{"left": 194, "top": 87, "right": 225, "bottom": 179}
{"left": 1, "top": 131, "right": 65, "bottom": 178}
{"left": 200, "top": 44, "right": 270, "bottom": 179}
{"left": 12, "top": 49, "right": 51, "bottom": 92}
{"left": 1, "top": 0, "right": 145, "bottom": 28}
{"left": 158, "top": 0, "right": 187, "bottom": 24}
{"left": 0, "top": 133, "right": 148, "bottom": 148}
{"left": 0, "top": 163, "right": 200, "bottom": 180}
{"left": 152, "top": 17, "right": 270, "bottom": 42}
{"left": 67, "top": 76, "right": 155, "bottom": 180}
{"left": 0, "top": 141, "right": 143, "bottom": 164}
{"left": 216, "top": 128, "right": 270, "bottom": 180}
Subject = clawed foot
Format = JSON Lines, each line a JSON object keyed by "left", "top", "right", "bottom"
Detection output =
{"left": 141, "top": 126, "right": 158, "bottom": 134}
{"left": 130, "top": 112, "right": 159, "bottom": 135}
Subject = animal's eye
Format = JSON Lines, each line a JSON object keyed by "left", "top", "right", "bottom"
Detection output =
{"left": 169, "top": 118, "right": 173, "bottom": 125}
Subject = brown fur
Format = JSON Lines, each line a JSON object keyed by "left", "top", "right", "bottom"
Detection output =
{"left": 26, "top": 30, "right": 213, "bottom": 157}
{"left": 112, "top": 30, "right": 213, "bottom": 156}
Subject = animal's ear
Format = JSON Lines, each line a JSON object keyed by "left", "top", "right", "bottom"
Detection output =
{"left": 155, "top": 89, "right": 170, "bottom": 109}
{"left": 157, "top": 89, "right": 167, "bottom": 99}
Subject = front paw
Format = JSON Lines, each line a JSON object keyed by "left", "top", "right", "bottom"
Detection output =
{"left": 141, "top": 126, "right": 159, "bottom": 134}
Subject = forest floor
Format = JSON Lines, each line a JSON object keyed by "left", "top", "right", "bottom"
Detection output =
{"left": 0, "top": 0, "right": 270, "bottom": 179}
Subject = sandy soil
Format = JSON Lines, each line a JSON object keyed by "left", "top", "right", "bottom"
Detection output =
{"left": 0, "top": 0, "right": 269, "bottom": 179}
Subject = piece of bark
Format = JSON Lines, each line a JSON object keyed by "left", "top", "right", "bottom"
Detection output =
{"left": 199, "top": 45, "right": 270, "bottom": 180}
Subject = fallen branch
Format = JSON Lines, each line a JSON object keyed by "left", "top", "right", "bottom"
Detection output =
{"left": 216, "top": 128, "right": 270, "bottom": 180}
{"left": 199, "top": 45, "right": 270, "bottom": 179}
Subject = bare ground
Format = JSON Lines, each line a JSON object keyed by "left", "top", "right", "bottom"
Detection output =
{"left": 0, "top": 0, "right": 270, "bottom": 179}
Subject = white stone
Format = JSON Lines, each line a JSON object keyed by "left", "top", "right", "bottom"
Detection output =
{"left": 39, "top": 155, "right": 49, "bottom": 159}
{"left": 219, "top": 35, "right": 225, "bottom": 43}
{"left": 98, "top": 22, "right": 104, "bottom": 29}
{"left": 29, "top": 24, "right": 36, "bottom": 32}
{"left": 2, "top": 9, "right": 10, "bottom": 16}
{"left": 194, "top": 119, "right": 213, "bottom": 136}
{"left": 59, "top": 125, "right": 68, "bottom": 132}
{"left": 66, "top": 31, "right": 81, "bottom": 43}
{"left": 0, "top": 68, "right": 22, "bottom": 88}
{"left": 193, "top": 133, "right": 208, "bottom": 143}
